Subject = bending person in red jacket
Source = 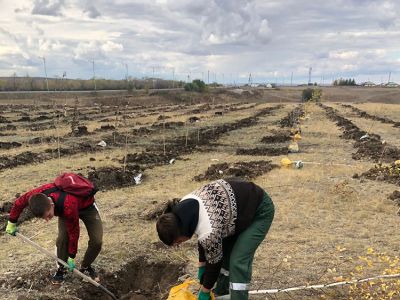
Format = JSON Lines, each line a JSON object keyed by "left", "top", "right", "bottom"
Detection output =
{"left": 5, "top": 181, "right": 103, "bottom": 284}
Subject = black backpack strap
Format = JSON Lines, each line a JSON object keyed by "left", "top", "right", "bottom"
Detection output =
{"left": 42, "top": 187, "right": 66, "bottom": 216}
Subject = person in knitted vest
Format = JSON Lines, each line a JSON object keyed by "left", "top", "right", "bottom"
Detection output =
{"left": 157, "top": 178, "right": 275, "bottom": 300}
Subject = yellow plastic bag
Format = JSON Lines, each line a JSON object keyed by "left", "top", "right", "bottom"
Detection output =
{"left": 167, "top": 279, "right": 215, "bottom": 300}
{"left": 293, "top": 133, "right": 302, "bottom": 141}
{"left": 288, "top": 142, "right": 299, "bottom": 153}
{"left": 281, "top": 157, "right": 292, "bottom": 167}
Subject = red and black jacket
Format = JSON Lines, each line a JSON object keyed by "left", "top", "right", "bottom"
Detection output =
{"left": 9, "top": 183, "right": 95, "bottom": 257}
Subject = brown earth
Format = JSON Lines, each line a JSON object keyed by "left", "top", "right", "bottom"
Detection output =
{"left": 193, "top": 160, "right": 278, "bottom": 181}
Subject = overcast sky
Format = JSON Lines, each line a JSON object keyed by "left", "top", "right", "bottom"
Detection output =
{"left": 0, "top": 0, "right": 399, "bottom": 84}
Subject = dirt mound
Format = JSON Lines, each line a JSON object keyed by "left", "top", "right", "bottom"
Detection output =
{"left": 261, "top": 130, "right": 292, "bottom": 143}
{"left": 342, "top": 104, "right": 396, "bottom": 125}
{"left": 236, "top": 147, "right": 288, "bottom": 156}
{"left": 0, "top": 115, "right": 10, "bottom": 123}
{"left": 95, "top": 124, "right": 116, "bottom": 132}
{"left": 353, "top": 139, "right": 400, "bottom": 162}
{"left": 0, "top": 151, "right": 44, "bottom": 170}
{"left": 71, "top": 126, "right": 92, "bottom": 136}
{"left": 87, "top": 166, "right": 142, "bottom": 190}
{"left": 321, "top": 104, "right": 400, "bottom": 163}
{"left": 123, "top": 152, "right": 175, "bottom": 166}
{"left": 16, "top": 116, "right": 31, "bottom": 122}
{"left": 140, "top": 198, "right": 180, "bottom": 220}
{"left": 0, "top": 141, "right": 22, "bottom": 149}
{"left": 279, "top": 106, "right": 304, "bottom": 128}
{"left": 0, "top": 124, "right": 17, "bottom": 131}
{"left": 78, "top": 257, "right": 184, "bottom": 300}
{"left": 194, "top": 160, "right": 278, "bottom": 181}
{"left": 151, "top": 121, "right": 184, "bottom": 129}
{"left": 29, "top": 136, "right": 56, "bottom": 144}
{"left": 158, "top": 106, "right": 283, "bottom": 154}
{"left": 358, "top": 163, "right": 400, "bottom": 186}
{"left": 389, "top": 190, "right": 400, "bottom": 205}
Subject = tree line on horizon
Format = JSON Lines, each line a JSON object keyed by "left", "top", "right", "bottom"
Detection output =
{"left": 0, "top": 76, "right": 185, "bottom": 92}
{"left": 332, "top": 78, "right": 356, "bottom": 86}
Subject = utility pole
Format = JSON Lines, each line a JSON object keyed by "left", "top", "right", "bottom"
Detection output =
{"left": 290, "top": 72, "right": 293, "bottom": 86}
{"left": 207, "top": 70, "right": 210, "bottom": 84}
{"left": 125, "top": 63, "right": 129, "bottom": 80}
{"left": 38, "top": 56, "right": 49, "bottom": 92}
{"left": 172, "top": 68, "right": 175, "bottom": 88}
{"left": 308, "top": 67, "right": 312, "bottom": 85}
{"left": 388, "top": 71, "right": 391, "bottom": 83}
{"left": 152, "top": 66, "right": 156, "bottom": 89}
{"left": 91, "top": 60, "right": 97, "bottom": 91}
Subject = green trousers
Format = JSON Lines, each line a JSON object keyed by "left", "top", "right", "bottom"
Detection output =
{"left": 56, "top": 204, "right": 103, "bottom": 268}
{"left": 214, "top": 192, "right": 275, "bottom": 300}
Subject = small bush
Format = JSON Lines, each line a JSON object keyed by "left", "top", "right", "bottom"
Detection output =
{"left": 302, "top": 88, "right": 322, "bottom": 102}
{"left": 184, "top": 79, "right": 207, "bottom": 93}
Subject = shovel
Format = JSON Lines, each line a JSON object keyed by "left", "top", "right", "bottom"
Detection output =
{"left": 15, "top": 232, "right": 118, "bottom": 300}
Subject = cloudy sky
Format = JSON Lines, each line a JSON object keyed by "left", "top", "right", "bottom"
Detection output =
{"left": 0, "top": 0, "right": 399, "bottom": 84}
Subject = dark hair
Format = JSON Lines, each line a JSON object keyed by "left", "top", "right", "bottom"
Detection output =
{"left": 156, "top": 213, "right": 181, "bottom": 246}
{"left": 29, "top": 193, "right": 51, "bottom": 217}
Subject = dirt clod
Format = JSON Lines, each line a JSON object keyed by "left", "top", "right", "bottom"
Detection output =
{"left": 194, "top": 160, "right": 278, "bottom": 181}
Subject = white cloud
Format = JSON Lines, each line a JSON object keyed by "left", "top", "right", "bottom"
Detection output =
{"left": 329, "top": 51, "right": 359, "bottom": 60}
{"left": 0, "top": 0, "right": 399, "bottom": 81}
{"left": 101, "top": 41, "right": 123, "bottom": 53}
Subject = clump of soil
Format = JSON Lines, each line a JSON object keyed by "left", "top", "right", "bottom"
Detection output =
{"left": 151, "top": 121, "right": 184, "bottom": 129}
{"left": 0, "top": 124, "right": 17, "bottom": 131}
{"left": 0, "top": 141, "right": 22, "bottom": 149}
{"left": 77, "top": 257, "right": 185, "bottom": 300}
{"left": 321, "top": 104, "right": 400, "bottom": 163}
{"left": 359, "top": 163, "right": 400, "bottom": 186}
{"left": 0, "top": 151, "right": 44, "bottom": 170}
{"left": 194, "top": 160, "right": 278, "bottom": 181}
{"left": 16, "top": 116, "right": 31, "bottom": 122}
{"left": 236, "top": 147, "right": 288, "bottom": 156}
{"left": 261, "top": 130, "right": 292, "bottom": 143}
{"left": 0, "top": 115, "right": 10, "bottom": 123}
{"left": 122, "top": 152, "right": 175, "bottom": 166}
{"left": 389, "top": 190, "right": 400, "bottom": 203}
{"left": 279, "top": 106, "right": 304, "bottom": 128}
{"left": 140, "top": 198, "right": 180, "bottom": 220}
{"left": 353, "top": 139, "right": 400, "bottom": 162}
{"left": 342, "top": 104, "right": 396, "bottom": 125}
{"left": 71, "top": 126, "right": 91, "bottom": 136}
{"left": 87, "top": 166, "right": 143, "bottom": 190}
{"left": 29, "top": 136, "right": 56, "bottom": 144}
{"left": 95, "top": 124, "right": 116, "bottom": 132}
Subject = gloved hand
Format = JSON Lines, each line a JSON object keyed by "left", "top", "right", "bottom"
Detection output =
{"left": 67, "top": 257, "right": 76, "bottom": 272}
{"left": 198, "top": 265, "right": 205, "bottom": 281}
{"left": 5, "top": 221, "right": 17, "bottom": 236}
{"left": 198, "top": 290, "right": 211, "bottom": 300}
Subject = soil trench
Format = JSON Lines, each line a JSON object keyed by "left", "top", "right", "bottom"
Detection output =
{"left": 77, "top": 258, "right": 184, "bottom": 300}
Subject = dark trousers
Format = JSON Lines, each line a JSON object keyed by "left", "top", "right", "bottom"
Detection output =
{"left": 56, "top": 204, "right": 103, "bottom": 268}
{"left": 215, "top": 192, "right": 275, "bottom": 300}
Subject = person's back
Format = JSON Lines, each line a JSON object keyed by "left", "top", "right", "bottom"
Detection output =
{"left": 157, "top": 178, "right": 275, "bottom": 300}
{"left": 5, "top": 173, "right": 103, "bottom": 284}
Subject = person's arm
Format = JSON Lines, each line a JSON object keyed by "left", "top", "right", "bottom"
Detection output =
{"left": 199, "top": 234, "right": 223, "bottom": 289}
{"left": 63, "top": 196, "right": 80, "bottom": 258}
{"left": 9, "top": 183, "right": 54, "bottom": 223}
